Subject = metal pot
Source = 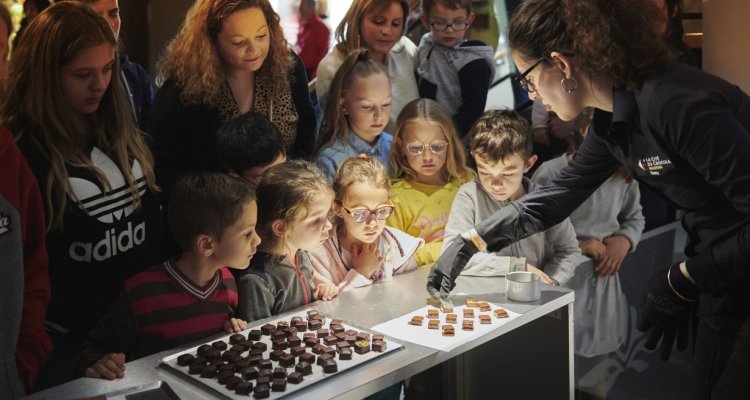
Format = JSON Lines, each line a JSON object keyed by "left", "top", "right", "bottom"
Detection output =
{"left": 506, "top": 271, "right": 541, "bottom": 302}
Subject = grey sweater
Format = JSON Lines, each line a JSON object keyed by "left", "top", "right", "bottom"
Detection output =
{"left": 532, "top": 154, "right": 645, "bottom": 250}
{"left": 443, "top": 178, "right": 582, "bottom": 286}
{"left": 236, "top": 251, "right": 315, "bottom": 323}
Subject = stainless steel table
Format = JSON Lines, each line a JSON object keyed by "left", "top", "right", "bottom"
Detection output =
{"left": 25, "top": 267, "right": 574, "bottom": 400}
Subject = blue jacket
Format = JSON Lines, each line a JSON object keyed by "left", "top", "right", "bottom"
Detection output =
{"left": 315, "top": 130, "right": 393, "bottom": 181}
{"left": 120, "top": 53, "right": 154, "bottom": 132}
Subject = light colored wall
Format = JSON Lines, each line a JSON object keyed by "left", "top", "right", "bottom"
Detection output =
{"left": 702, "top": 0, "right": 750, "bottom": 92}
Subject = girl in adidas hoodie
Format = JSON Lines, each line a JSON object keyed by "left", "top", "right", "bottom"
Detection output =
{"left": 0, "top": 2, "right": 162, "bottom": 387}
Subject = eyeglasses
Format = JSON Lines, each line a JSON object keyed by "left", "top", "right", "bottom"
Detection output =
{"left": 341, "top": 204, "right": 394, "bottom": 224}
{"left": 403, "top": 140, "right": 449, "bottom": 156}
{"left": 429, "top": 19, "right": 469, "bottom": 32}
{"left": 515, "top": 56, "right": 548, "bottom": 94}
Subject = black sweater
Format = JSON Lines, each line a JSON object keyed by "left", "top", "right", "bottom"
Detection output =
{"left": 148, "top": 52, "right": 316, "bottom": 200}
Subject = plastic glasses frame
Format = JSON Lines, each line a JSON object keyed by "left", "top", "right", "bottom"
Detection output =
{"left": 515, "top": 56, "right": 548, "bottom": 94}
{"left": 429, "top": 18, "right": 469, "bottom": 32}
{"left": 403, "top": 140, "right": 449, "bottom": 156}
{"left": 341, "top": 204, "right": 395, "bottom": 224}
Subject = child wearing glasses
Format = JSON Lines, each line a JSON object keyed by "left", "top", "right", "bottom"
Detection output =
{"left": 310, "top": 157, "right": 423, "bottom": 292}
{"left": 416, "top": 0, "right": 495, "bottom": 137}
{"left": 443, "top": 109, "right": 581, "bottom": 284}
{"left": 315, "top": 49, "right": 394, "bottom": 181}
{"left": 386, "top": 99, "right": 474, "bottom": 266}
{"left": 235, "top": 161, "right": 338, "bottom": 323}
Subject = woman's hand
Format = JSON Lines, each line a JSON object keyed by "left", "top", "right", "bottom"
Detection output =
{"left": 351, "top": 242, "right": 382, "bottom": 279}
{"left": 596, "top": 235, "right": 631, "bottom": 276}
{"left": 224, "top": 318, "right": 247, "bottom": 333}
{"left": 85, "top": 353, "right": 126, "bottom": 380}
{"left": 314, "top": 282, "right": 339, "bottom": 301}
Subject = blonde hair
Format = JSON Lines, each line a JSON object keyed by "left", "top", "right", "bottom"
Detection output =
{"left": 333, "top": 156, "right": 391, "bottom": 205}
{"left": 390, "top": 98, "right": 473, "bottom": 183}
{"left": 157, "top": 0, "right": 294, "bottom": 105}
{"left": 335, "top": 0, "right": 409, "bottom": 54}
{"left": 314, "top": 48, "right": 390, "bottom": 155}
{"left": 256, "top": 160, "right": 332, "bottom": 250}
{"left": 0, "top": 2, "right": 157, "bottom": 230}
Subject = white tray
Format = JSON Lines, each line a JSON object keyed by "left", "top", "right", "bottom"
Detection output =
{"left": 372, "top": 302, "right": 520, "bottom": 352}
{"left": 161, "top": 311, "right": 402, "bottom": 399}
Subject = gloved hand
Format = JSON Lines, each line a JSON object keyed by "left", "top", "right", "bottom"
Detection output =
{"left": 426, "top": 235, "right": 479, "bottom": 300}
{"left": 637, "top": 263, "right": 700, "bottom": 360}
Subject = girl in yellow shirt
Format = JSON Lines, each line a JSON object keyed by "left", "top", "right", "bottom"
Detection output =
{"left": 387, "top": 99, "right": 474, "bottom": 265}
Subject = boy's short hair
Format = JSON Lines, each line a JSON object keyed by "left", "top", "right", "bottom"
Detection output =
{"left": 168, "top": 172, "right": 256, "bottom": 250}
{"left": 421, "top": 0, "right": 472, "bottom": 17}
{"left": 216, "top": 112, "right": 286, "bottom": 173}
{"left": 469, "top": 109, "right": 532, "bottom": 163}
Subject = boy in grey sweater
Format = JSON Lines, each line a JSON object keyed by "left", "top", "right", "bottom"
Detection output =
{"left": 443, "top": 110, "right": 582, "bottom": 285}
{"left": 416, "top": 0, "right": 495, "bottom": 137}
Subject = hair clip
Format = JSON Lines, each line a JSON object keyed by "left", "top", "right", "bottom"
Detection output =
{"left": 356, "top": 49, "right": 369, "bottom": 62}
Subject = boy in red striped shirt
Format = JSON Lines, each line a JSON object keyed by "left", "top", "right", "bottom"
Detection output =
{"left": 77, "top": 172, "right": 261, "bottom": 380}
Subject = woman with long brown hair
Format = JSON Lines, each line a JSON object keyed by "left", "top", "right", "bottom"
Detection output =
{"left": 429, "top": 0, "right": 750, "bottom": 397}
{"left": 149, "top": 0, "right": 316, "bottom": 198}
{"left": 0, "top": 1, "right": 162, "bottom": 387}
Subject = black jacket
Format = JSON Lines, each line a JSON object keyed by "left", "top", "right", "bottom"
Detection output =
{"left": 475, "top": 63, "right": 750, "bottom": 316}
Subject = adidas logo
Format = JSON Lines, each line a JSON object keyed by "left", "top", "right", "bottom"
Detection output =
{"left": 68, "top": 147, "right": 146, "bottom": 223}
{"left": 69, "top": 221, "right": 146, "bottom": 262}
{"left": 0, "top": 212, "right": 10, "bottom": 236}
{"left": 66, "top": 147, "right": 149, "bottom": 262}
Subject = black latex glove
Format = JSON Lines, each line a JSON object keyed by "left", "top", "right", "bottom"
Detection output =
{"left": 637, "top": 264, "right": 700, "bottom": 360}
{"left": 426, "top": 236, "right": 479, "bottom": 299}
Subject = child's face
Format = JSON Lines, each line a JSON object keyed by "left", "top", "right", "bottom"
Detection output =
{"left": 341, "top": 73, "right": 392, "bottom": 143}
{"left": 360, "top": 2, "right": 404, "bottom": 60}
{"left": 216, "top": 7, "right": 270, "bottom": 75}
{"left": 60, "top": 43, "right": 114, "bottom": 116}
{"left": 286, "top": 191, "right": 334, "bottom": 252}
{"left": 336, "top": 182, "right": 392, "bottom": 245}
{"left": 423, "top": 3, "right": 474, "bottom": 48}
{"left": 400, "top": 120, "right": 449, "bottom": 185}
{"left": 239, "top": 153, "right": 287, "bottom": 187}
{"left": 474, "top": 152, "right": 535, "bottom": 202}
{"left": 213, "top": 200, "right": 261, "bottom": 269}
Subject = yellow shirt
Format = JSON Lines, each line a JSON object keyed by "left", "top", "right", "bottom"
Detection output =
{"left": 387, "top": 179, "right": 466, "bottom": 266}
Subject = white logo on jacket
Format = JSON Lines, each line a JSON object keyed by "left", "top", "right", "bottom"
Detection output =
{"left": 0, "top": 212, "right": 10, "bottom": 236}
{"left": 637, "top": 155, "right": 672, "bottom": 176}
{"left": 68, "top": 147, "right": 148, "bottom": 262}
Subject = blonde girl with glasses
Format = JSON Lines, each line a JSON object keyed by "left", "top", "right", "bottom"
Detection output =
{"left": 310, "top": 156, "right": 423, "bottom": 293}
{"left": 386, "top": 99, "right": 473, "bottom": 266}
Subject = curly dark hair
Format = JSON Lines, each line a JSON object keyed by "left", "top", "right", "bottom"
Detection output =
{"left": 508, "top": 0, "right": 675, "bottom": 91}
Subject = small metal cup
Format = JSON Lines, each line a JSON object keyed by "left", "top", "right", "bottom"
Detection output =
{"left": 506, "top": 271, "right": 541, "bottom": 302}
